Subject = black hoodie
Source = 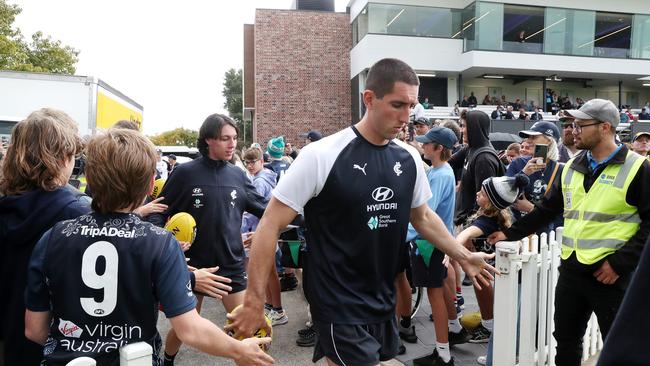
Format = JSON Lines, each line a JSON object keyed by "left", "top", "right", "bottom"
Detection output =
{"left": 449, "top": 110, "right": 504, "bottom": 226}
{"left": 0, "top": 187, "right": 90, "bottom": 366}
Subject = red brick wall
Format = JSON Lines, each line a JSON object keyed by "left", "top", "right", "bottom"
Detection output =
{"left": 254, "top": 9, "right": 351, "bottom": 147}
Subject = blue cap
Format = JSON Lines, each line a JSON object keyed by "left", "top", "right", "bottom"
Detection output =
{"left": 415, "top": 126, "right": 458, "bottom": 149}
{"left": 519, "top": 121, "right": 561, "bottom": 142}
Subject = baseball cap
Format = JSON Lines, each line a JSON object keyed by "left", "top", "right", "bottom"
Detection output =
{"left": 518, "top": 121, "right": 561, "bottom": 142}
{"left": 300, "top": 130, "right": 322, "bottom": 142}
{"left": 632, "top": 131, "right": 650, "bottom": 142}
{"left": 563, "top": 99, "right": 620, "bottom": 128}
{"left": 413, "top": 117, "right": 430, "bottom": 126}
{"left": 415, "top": 126, "right": 458, "bottom": 149}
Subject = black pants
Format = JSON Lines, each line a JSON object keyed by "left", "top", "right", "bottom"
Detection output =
{"left": 553, "top": 268, "right": 625, "bottom": 366}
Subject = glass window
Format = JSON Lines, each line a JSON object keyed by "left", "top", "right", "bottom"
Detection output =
{"left": 474, "top": 2, "right": 504, "bottom": 51}
{"left": 593, "top": 12, "right": 632, "bottom": 58}
{"left": 367, "top": 3, "right": 460, "bottom": 38}
{"left": 459, "top": 2, "right": 476, "bottom": 50}
{"left": 631, "top": 14, "right": 650, "bottom": 59}
{"left": 544, "top": 8, "right": 595, "bottom": 57}
{"left": 358, "top": 6, "right": 368, "bottom": 42}
{"left": 352, "top": 17, "right": 358, "bottom": 45}
{"left": 502, "top": 4, "right": 544, "bottom": 53}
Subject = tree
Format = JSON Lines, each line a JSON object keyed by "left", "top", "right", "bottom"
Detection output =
{"left": 222, "top": 68, "right": 252, "bottom": 147}
{"left": 148, "top": 128, "right": 198, "bottom": 147}
{"left": 0, "top": 0, "right": 79, "bottom": 74}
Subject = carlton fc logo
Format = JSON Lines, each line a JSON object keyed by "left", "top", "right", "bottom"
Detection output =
{"left": 372, "top": 187, "right": 394, "bottom": 202}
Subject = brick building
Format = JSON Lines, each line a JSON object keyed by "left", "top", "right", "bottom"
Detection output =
{"left": 243, "top": 6, "right": 351, "bottom": 147}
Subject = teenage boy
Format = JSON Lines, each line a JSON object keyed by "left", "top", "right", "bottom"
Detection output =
{"left": 24, "top": 128, "right": 273, "bottom": 366}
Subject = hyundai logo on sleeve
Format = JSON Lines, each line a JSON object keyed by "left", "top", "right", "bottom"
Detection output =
{"left": 372, "top": 187, "right": 394, "bottom": 202}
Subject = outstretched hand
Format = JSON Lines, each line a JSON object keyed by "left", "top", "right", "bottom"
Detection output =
{"left": 459, "top": 251, "right": 499, "bottom": 290}
{"left": 224, "top": 303, "right": 271, "bottom": 340}
{"left": 233, "top": 337, "right": 274, "bottom": 366}
{"left": 189, "top": 266, "right": 232, "bottom": 299}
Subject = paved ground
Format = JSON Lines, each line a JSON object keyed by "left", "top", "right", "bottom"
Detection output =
{"left": 158, "top": 280, "right": 600, "bottom": 365}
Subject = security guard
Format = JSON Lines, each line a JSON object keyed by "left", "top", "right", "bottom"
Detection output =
{"left": 488, "top": 99, "right": 650, "bottom": 366}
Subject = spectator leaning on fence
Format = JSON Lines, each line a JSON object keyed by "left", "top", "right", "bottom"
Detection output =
{"left": 488, "top": 99, "right": 650, "bottom": 366}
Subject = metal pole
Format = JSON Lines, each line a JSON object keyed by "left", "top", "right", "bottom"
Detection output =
{"left": 619, "top": 80, "right": 623, "bottom": 108}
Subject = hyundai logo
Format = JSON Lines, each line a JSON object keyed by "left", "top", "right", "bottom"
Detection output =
{"left": 372, "top": 187, "right": 394, "bottom": 202}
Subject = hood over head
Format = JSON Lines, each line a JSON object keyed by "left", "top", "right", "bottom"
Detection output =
{"left": 465, "top": 110, "right": 491, "bottom": 148}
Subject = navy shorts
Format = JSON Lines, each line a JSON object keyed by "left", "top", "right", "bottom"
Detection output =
{"left": 312, "top": 318, "right": 399, "bottom": 366}
{"left": 409, "top": 241, "right": 447, "bottom": 288}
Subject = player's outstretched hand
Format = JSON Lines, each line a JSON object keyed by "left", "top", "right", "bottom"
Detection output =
{"left": 133, "top": 197, "right": 168, "bottom": 217}
{"left": 189, "top": 266, "right": 232, "bottom": 299}
{"left": 225, "top": 303, "right": 271, "bottom": 340}
{"left": 234, "top": 337, "right": 274, "bottom": 366}
{"left": 460, "top": 252, "right": 499, "bottom": 290}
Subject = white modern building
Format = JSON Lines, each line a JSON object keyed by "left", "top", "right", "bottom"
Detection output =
{"left": 348, "top": 0, "right": 650, "bottom": 121}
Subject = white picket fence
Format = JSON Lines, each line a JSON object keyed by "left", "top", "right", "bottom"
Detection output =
{"left": 492, "top": 228, "right": 603, "bottom": 366}
{"left": 66, "top": 342, "right": 152, "bottom": 366}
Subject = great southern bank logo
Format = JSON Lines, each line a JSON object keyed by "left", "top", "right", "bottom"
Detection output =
{"left": 367, "top": 216, "right": 379, "bottom": 230}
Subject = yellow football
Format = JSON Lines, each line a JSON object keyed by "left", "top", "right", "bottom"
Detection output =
{"left": 151, "top": 178, "right": 166, "bottom": 199}
{"left": 460, "top": 311, "right": 482, "bottom": 330}
{"left": 225, "top": 304, "right": 273, "bottom": 351}
{"left": 164, "top": 212, "right": 196, "bottom": 244}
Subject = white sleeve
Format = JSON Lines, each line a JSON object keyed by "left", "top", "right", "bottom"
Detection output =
{"left": 411, "top": 152, "right": 433, "bottom": 208}
{"left": 272, "top": 147, "right": 321, "bottom": 214}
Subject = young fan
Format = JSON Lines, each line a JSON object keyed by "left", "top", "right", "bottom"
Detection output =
{"left": 457, "top": 174, "right": 528, "bottom": 365}
{"left": 24, "top": 128, "right": 273, "bottom": 366}
{"left": 0, "top": 108, "right": 90, "bottom": 366}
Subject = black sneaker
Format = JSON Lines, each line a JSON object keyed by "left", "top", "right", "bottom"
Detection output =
{"left": 297, "top": 326, "right": 313, "bottom": 337}
{"left": 448, "top": 328, "right": 471, "bottom": 346}
{"left": 398, "top": 340, "right": 406, "bottom": 355}
{"left": 280, "top": 274, "right": 298, "bottom": 291}
{"left": 468, "top": 325, "right": 491, "bottom": 343}
{"left": 462, "top": 274, "right": 473, "bottom": 287}
{"left": 398, "top": 323, "right": 418, "bottom": 343}
{"left": 413, "top": 349, "right": 454, "bottom": 366}
{"left": 296, "top": 326, "right": 316, "bottom": 347}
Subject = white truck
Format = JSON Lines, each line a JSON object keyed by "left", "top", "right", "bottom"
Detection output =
{"left": 0, "top": 70, "right": 143, "bottom": 138}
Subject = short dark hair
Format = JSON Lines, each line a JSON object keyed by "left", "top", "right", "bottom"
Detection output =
{"left": 197, "top": 114, "right": 239, "bottom": 156}
{"left": 365, "top": 58, "right": 419, "bottom": 99}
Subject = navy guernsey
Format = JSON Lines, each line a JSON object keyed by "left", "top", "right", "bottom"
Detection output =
{"left": 273, "top": 126, "right": 431, "bottom": 324}
{"left": 25, "top": 213, "right": 196, "bottom": 366}
{"left": 149, "top": 157, "right": 267, "bottom": 274}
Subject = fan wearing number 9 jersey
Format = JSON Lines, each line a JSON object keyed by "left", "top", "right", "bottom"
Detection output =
{"left": 25, "top": 213, "right": 196, "bottom": 365}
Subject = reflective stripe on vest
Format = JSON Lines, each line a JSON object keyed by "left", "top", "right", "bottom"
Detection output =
{"left": 560, "top": 151, "right": 645, "bottom": 264}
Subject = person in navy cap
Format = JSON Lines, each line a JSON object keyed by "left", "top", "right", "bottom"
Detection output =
{"left": 506, "top": 121, "right": 564, "bottom": 233}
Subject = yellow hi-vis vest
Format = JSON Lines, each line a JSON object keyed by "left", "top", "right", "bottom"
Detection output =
{"left": 560, "top": 151, "right": 645, "bottom": 264}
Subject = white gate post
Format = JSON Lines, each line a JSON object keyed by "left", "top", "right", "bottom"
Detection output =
{"left": 493, "top": 241, "right": 521, "bottom": 366}
{"left": 120, "top": 342, "right": 152, "bottom": 366}
{"left": 66, "top": 357, "right": 96, "bottom": 366}
{"left": 519, "top": 235, "right": 539, "bottom": 366}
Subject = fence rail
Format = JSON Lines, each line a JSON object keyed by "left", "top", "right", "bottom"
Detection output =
{"left": 66, "top": 342, "right": 152, "bottom": 366}
{"left": 493, "top": 228, "right": 603, "bottom": 366}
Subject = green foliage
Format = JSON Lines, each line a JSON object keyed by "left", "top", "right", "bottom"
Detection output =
{"left": 222, "top": 68, "right": 252, "bottom": 147}
{"left": 148, "top": 128, "right": 199, "bottom": 147}
{"left": 0, "top": 0, "right": 78, "bottom": 74}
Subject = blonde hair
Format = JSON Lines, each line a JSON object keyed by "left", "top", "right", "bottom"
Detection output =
{"left": 470, "top": 188, "right": 512, "bottom": 230}
{"left": 85, "top": 128, "right": 157, "bottom": 214}
{"left": 0, "top": 108, "right": 83, "bottom": 195}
